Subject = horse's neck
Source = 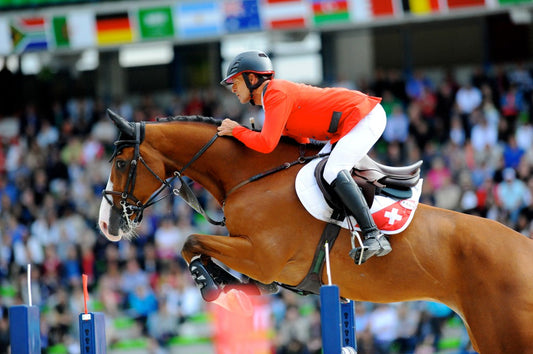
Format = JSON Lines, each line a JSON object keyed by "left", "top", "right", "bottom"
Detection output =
{"left": 151, "top": 123, "right": 309, "bottom": 203}
{"left": 147, "top": 122, "right": 293, "bottom": 203}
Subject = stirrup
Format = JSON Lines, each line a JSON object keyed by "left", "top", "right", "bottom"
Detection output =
{"left": 349, "top": 232, "right": 391, "bottom": 265}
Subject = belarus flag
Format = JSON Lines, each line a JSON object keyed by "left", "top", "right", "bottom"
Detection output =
{"left": 261, "top": 0, "right": 310, "bottom": 30}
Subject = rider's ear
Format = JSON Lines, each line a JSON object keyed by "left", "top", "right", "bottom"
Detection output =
{"left": 248, "top": 73, "right": 258, "bottom": 84}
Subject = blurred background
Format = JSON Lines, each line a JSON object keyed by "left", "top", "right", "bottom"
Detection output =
{"left": 0, "top": 0, "right": 532, "bottom": 353}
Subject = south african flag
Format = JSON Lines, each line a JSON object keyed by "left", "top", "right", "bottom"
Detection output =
{"left": 11, "top": 16, "right": 48, "bottom": 53}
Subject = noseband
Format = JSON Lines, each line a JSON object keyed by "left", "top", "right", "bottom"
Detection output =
{"left": 103, "top": 122, "right": 225, "bottom": 230}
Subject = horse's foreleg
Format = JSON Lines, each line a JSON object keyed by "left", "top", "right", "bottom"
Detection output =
{"left": 182, "top": 233, "right": 278, "bottom": 301}
{"left": 182, "top": 233, "right": 254, "bottom": 266}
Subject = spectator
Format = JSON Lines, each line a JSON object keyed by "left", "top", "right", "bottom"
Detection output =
{"left": 383, "top": 104, "right": 409, "bottom": 144}
{"left": 146, "top": 300, "right": 179, "bottom": 348}
{"left": 368, "top": 304, "right": 399, "bottom": 354}
{"left": 275, "top": 304, "right": 310, "bottom": 354}
{"left": 421, "top": 302, "right": 453, "bottom": 351}
{"left": 426, "top": 156, "right": 451, "bottom": 191}
{"left": 154, "top": 216, "right": 185, "bottom": 261}
{"left": 13, "top": 226, "right": 44, "bottom": 268}
{"left": 126, "top": 284, "right": 158, "bottom": 334}
{"left": 502, "top": 135, "right": 525, "bottom": 169}
{"left": 470, "top": 110, "right": 498, "bottom": 153}
{"left": 497, "top": 167, "right": 528, "bottom": 225}
{"left": 455, "top": 80, "right": 483, "bottom": 136}
{"left": 394, "top": 302, "right": 421, "bottom": 353}
{"left": 121, "top": 258, "right": 150, "bottom": 296}
{"left": 500, "top": 84, "right": 525, "bottom": 140}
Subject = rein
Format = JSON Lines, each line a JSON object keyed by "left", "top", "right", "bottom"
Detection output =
{"left": 227, "top": 151, "right": 330, "bottom": 196}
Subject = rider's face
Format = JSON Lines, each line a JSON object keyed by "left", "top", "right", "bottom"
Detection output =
{"left": 231, "top": 74, "right": 251, "bottom": 104}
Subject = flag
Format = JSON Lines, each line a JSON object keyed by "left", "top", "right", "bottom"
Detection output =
{"left": 175, "top": 1, "right": 223, "bottom": 39}
{"left": 497, "top": 0, "right": 531, "bottom": 4}
{"left": 68, "top": 12, "right": 97, "bottom": 49}
{"left": 260, "top": 0, "right": 310, "bottom": 30}
{"left": 53, "top": 13, "right": 96, "bottom": 49}
{"left": 138, "top": 6, "right": 174, "bottom": 40}
{"left": 10, "top": 16, "right": 48, "bottom": 53}
{"left": 447, "top": 0, "right": 485, "bottom": 6}
{"left": 350, "top": 0, "right": 396, "bottom": 21}
{"left": 96, "top": 12, "right": 134, "bottom": 45}
{"left": 312, "top": 0, "right": 350, "bottom": 26}
{"left": 224, "top": 0, "right": 262, "bottom": 33}
{"left": 52, "top": 16, "right": 69, "bottom": 48}
{"left": 371, "top": 0, "right": 396, "bottom": 16}
{"left": 409, "top": 0, "right": 441, "bottom": 14}
{"left": 0, "top": 18, "right": 12, "bottom": 55}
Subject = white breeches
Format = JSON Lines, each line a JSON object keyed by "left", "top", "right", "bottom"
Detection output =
{"left": 321, "top": 103, "right": 387, "bottom": 184}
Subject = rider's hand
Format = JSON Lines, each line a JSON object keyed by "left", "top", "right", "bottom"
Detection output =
{"left": 217, "top": 118, "right": 241, "bottom": 136}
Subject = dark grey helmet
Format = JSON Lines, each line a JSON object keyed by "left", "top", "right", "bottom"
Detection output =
{"left": 220, "top": 50, "right": 274, "bottom": 86}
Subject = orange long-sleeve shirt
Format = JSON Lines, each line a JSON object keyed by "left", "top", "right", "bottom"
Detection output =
{"left": 232, "top": 79, "right": 381, "bottom": 153}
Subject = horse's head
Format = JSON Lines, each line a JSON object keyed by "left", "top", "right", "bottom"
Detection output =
{"left": 98, "top": 110, "right": 167, "bottom": 241}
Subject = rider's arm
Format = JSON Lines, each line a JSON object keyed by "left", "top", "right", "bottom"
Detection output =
{"left": 233, "top": 89, "right": 291, "bottom": 153}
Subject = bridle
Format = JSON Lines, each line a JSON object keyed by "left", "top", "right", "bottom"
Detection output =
{"left": 103, "top": 121, "right": 225, "bottom": 230}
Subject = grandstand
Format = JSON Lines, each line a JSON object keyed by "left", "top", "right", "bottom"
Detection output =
{"left": 0, "top": 0, "right": 532, "bottom": 353}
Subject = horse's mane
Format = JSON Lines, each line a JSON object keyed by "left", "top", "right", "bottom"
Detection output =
{"left": 154, "top": 114, "right": 324, "bottom": 149}
{"left": 156, "top": 115, "right": 222, "bottom": 126}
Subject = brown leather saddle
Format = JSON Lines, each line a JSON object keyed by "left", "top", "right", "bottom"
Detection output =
{"left": 315, "top": 155, "right": 423, "bottom": 209}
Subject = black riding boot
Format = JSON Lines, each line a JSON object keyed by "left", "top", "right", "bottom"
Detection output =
{"left": 331, "top": 170, "right": 392, "bottom": 264}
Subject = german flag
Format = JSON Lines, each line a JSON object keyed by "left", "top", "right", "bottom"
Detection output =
{"left": 96, "top": 12, "right": 134, "bottom": 45}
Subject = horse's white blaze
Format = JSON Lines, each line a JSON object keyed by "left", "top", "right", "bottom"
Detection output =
{"left": 98, "top": 178, "right": 122, "bottom": 242}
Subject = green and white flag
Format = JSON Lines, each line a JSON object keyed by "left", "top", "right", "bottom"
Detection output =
{"left": 138, "top": 6, "right": 174, "bottom": 40}
{"left": 52, "top": 12, "right": 96, "bottom": 49}
{"left": 0, "top": 17, "right": 13, "bottom": 54}
{"left": 498, "top": 0, "right": 533, "bottom": 4}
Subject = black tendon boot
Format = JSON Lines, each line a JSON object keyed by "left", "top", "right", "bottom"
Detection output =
{"left": 331, "top": 170, "right": 392, "bottom": 264}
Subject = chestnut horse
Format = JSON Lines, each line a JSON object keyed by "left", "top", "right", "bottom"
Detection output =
{"left": 98, "top": 111, "right": 533, "bottom": 353}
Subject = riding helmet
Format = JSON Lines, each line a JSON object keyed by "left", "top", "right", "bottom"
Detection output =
{"left": 220, "top": 50, "right": 274, "bottom": 86}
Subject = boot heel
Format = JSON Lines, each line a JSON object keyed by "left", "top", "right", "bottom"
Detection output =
{"left": 376, "top": 236, "right": 392, "bottom": 257}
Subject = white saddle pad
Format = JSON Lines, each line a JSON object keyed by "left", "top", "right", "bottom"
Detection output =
{"left": 295, "top": 157, "right": 423, "bottom": 235}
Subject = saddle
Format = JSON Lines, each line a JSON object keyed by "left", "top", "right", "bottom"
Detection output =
{"left": 315, "top": 155, "right": 423, "bottom": 209}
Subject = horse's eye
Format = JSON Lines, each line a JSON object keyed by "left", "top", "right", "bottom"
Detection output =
{"left": 116, "top": 160, "right": 127, "bottom": 169}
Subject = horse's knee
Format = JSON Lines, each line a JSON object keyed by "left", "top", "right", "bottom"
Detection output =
{"left": 182, "top": 235, "right": 201, "bottom": 261}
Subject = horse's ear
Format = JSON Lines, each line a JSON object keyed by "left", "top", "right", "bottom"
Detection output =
{"left": 107, "top": 109, "right": 134, "bottom": 137}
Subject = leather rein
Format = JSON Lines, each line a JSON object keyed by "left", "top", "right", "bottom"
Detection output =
{"left": 103, "top": 121, "right": 327, "bottom": 228}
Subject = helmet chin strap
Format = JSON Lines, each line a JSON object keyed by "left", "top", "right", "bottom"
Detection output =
{"left": 243, "top": 73, "right": 265, "bottom": 106}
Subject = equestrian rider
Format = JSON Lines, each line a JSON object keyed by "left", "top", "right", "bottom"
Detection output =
{"left": 217, "top": 50, "right": 391, "bottom": 264}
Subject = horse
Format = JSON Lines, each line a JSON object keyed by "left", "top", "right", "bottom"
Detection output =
{"left": 98, "top": 110, "right": 533, "bottom": 353}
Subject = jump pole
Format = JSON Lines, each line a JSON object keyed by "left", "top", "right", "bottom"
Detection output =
{"left": 79, "top": 274, "right": 107, "bottom": 354}
{"left": 8, "top": 264, "right": 41, "bottom": 354}
{"left": 320, "top": 242, "right": 357, "bottom": 354}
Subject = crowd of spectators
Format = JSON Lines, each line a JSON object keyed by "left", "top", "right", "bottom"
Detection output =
{"left": 0, "top": 60, "right": 532, "bottom": 354}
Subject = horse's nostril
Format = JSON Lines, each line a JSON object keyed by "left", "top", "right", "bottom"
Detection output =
{"left": 99, "top": 221, "right": 108, "bottom": 233}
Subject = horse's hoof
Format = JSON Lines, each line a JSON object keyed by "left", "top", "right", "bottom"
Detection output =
{"left": 189, "top": 259, "right": 221, "bottom": 301}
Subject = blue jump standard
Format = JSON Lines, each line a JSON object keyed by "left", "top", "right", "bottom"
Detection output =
{"left": 79, "top": 312, "right": 107, "bottom": 354}
{"left": 320, "top": 284, "right": 357, "bottom": 353}
{"left": 8, "top": 305, "right": 41, "bottom": 354}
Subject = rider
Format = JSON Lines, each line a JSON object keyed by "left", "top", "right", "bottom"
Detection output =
{"left": 217, "top": 50, "right": 391, "bottom": 264}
